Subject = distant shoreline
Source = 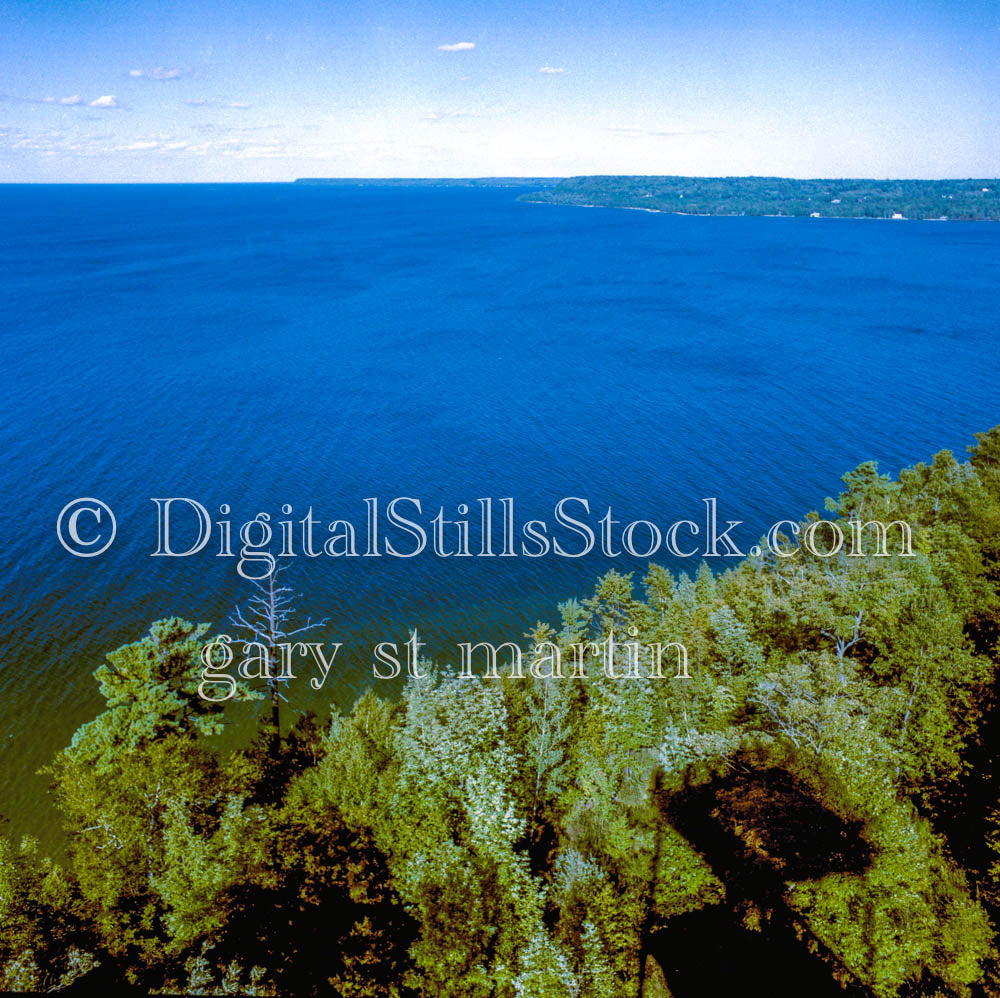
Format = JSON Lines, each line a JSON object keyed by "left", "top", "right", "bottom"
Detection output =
{"left": 517, "top": 175, "right": 1000, "bottom": 222}
{"left": 524, "top": 200, "right": 968, "bottom": 221}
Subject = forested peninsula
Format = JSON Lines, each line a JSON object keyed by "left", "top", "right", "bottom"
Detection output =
{"left": 4, "top": 429, "right": 1000, "bottom": 995}
{"left": 521, "top": 176, "right": 1000, "bottom": 220}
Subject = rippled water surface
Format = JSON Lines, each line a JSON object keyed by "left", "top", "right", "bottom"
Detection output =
{"left": 2, "top": 183, "right": 998, "bottom": 844}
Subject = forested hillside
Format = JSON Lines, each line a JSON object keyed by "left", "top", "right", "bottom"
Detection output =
{"left": 4, "top": 429, "right": 1000, "bottom": 995}
{"left": 522, "top": 176, "right": 1000, "bottom": 220}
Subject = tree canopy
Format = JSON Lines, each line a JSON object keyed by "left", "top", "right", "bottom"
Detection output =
{"left": 4, "top": 429, "right": 1000, "bottom": 994}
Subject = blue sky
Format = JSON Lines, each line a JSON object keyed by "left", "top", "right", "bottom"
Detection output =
{"left": 1, "top": 0, "right": 998, "bottom": 181}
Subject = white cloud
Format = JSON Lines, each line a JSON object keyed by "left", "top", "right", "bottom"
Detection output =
{"left": 106, "top": 137, "right": 192, "bottom": 154}
{"left": 437, "top": 41, "right": 475, "bottom": 52}
{"left": 42, "top": 95, "right": 84, "bottom": 105}
{"left": 89, "top": 95, "right": 120, "bottom": 109}
{"left": 181, "top": 137, "right": 288, "bottom": 159}
{"left": 423, "top": 110, "right": 485, "bottom": 121}
{"left": 186, "top": 98, "right": 251, "bottom": 109}
{"left": 606, "top": 127, "right": 722, "bottom": 137}
{"left": 129, "top": 67, "right": 183, "bottom": 80}
{"left": 538, "top": 67, "right": 566, "bottom": 74}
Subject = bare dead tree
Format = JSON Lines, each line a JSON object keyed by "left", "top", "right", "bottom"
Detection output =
{"left": 752, "top": 676, "right": 831, "bottom": 756}
{"left": 230, "top": 565, "right": 328, "bottom": 753}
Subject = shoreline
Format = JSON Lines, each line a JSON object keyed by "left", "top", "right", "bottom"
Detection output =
{"left": 520, "top": 198, "right": 982, "bottom": 221}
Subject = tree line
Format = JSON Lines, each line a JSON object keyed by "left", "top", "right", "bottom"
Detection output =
{"left": 4, "top": 428, "right": 1000, "bottom": 994}
{"left": 522, "top": 176, "right": 1000, "bottom": 221}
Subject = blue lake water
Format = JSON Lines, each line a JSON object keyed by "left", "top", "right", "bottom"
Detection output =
{"left": 1, "top": 182, "right": 999, "bottom": 842}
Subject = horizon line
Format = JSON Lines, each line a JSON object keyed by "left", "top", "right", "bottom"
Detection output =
{"left": 2, "top": 173, "right": 1000, "bottom": 185}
